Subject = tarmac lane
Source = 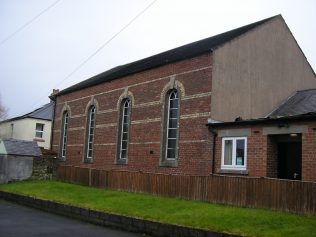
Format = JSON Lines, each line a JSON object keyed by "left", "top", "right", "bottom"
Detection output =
{"left": 0, "top": 199, "right": 147, "bottom": 237}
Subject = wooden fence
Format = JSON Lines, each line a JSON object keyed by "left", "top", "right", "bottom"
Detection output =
{"left": 57, "top": 165, "right": 316, "bottom": 215}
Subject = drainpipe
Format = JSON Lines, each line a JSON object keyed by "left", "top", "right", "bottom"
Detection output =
{"left": 207, "top": 125, "right": 217, "bottom": 174}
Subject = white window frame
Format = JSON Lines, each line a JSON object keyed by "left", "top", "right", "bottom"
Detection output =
{"left": 35, "top": 123, "right": 44, "bottom": 138}
{"left": 221, "top": 137, "right": 247, "bottom": 170}
{"left": 119, "top": 99, "right": 131, "bottom": 160}
{"left": 165, "top": 90, "right": 179, "bottom": 160}
{"left": 61, "top": 112, "right": 69, "bottom": 158}
{"left": 86, "top": 106, "right": 96, "bottom": 160}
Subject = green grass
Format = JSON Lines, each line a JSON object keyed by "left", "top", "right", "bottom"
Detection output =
{"left": 0, "top": 180, "right": 315, "bottom": 237}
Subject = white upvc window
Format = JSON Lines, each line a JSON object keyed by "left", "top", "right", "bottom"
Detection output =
{"left": 221, "top": 137, "right": 247, "bottom": 170}
{"left": 35, "top": 123, "right": 44, "bottom": 138}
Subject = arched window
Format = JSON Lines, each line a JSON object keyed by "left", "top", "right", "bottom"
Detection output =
{"left": 85, "top": 105, "right": 96, "bottom": 161}
{"left": 60, "top": 111, "right": 69, "bottom": 159}
{"left": 166, "top": 90, "right": 179, "bottom": 159}
{"left": 117, "top": 98, "right": 131, "bottom": 163}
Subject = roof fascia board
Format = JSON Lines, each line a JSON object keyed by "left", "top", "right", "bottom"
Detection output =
{"left": 207, "top": 114, "right": 316, "bottom": 127}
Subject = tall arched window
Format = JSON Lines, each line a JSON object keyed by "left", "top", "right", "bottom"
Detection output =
{"left": 85, "top": 105, "right": 96, "bottom": 161}
{"left": 60, "top": 111, "right": 69, "bottom": 159}
{"left": 166, "top": 90, "right": 179, "bottom": 160}
{"left": 117, "top": 98, "right": 131, "bottom": 163}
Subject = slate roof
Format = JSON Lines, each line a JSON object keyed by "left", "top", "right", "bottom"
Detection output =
{"left": 268, "top": 89, "right": 316, "bottom": 117}
{"left": 1, "top": 102, "right": 54, "bottom": 123}
{"left": 0, "top": 139, "right": 42, "bottom": 157}
{"left": 24, "top": 102, "right": 54, "bottom": 120}
{"left": 58, "top": 15, "right": 279, "bottom": 96}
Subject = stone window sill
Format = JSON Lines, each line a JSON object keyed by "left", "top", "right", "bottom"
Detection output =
{"left": 116, "top": 159, "right": 128, "bottom": 165}
{"left": 34, "top": 138, "right": 45, "bottom": 142}
{"left": 160, "top": 159, "right": 178, "bottom": 167}
{"left": 84, "top": 159, "right": 93, "bottom": 164}
{"left": 58, "top": 157, "right": 66, "bottom": 162}
{"left": 217, "top": 169, "right": 249, "bottom": 175}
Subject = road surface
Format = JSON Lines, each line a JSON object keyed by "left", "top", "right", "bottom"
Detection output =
{"left": 0, "top": 199, "right": 147, "bottom": 237}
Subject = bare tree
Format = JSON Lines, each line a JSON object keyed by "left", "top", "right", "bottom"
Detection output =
{"left": 0, "top": 94, "right": 8, "bottom": 121}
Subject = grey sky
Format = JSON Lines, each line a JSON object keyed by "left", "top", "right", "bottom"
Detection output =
{"left": 1, "top": 0, "right": 315, "bottom": 118}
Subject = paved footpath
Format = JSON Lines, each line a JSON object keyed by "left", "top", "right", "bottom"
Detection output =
{"left": 0, "top": 199, "right": 147, "bottom": 237}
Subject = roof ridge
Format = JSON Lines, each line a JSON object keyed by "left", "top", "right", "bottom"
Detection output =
{"left": 0, "top": 102, "right": 53, "bottom": 123}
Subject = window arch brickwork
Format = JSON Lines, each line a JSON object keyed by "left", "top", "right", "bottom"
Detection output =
{"left": 160, "top": 84, "right": 182, "bottom": 167}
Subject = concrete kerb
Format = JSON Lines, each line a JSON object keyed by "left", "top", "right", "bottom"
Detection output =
{"left": 0, "top": 191, "right": 241, "bottom": 237}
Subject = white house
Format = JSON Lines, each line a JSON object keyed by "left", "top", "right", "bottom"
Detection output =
{"left": 0, "top": 103, "right": 54, "bottom": 149}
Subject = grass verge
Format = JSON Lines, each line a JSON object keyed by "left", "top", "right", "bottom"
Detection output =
{"left": 0, "top": 180, "right": 315, "bottom": 237}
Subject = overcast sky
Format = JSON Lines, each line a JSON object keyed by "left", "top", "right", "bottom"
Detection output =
{"left": 1, "top": 0, "right": 315, "bottom": 118}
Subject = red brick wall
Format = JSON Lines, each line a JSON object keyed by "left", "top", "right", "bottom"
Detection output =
{"left": 266, "top": 136, "right": 278, "bottom": 178}
{"left": 247, "top": 128, "right": 267, "bottom": 177}
{"left": 52, "top": 53, "right": 213, "bottom": 175}
{"left": 302, "top": 123, "right": 316, "bottom": 181}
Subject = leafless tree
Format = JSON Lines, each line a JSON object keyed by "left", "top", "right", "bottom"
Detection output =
{"left": 0, "top": 94, "right": 8, "bottom": 121}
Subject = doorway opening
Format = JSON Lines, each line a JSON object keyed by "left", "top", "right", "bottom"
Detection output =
{"left": 270, "top": 134, "right": 302, "bottom": 180}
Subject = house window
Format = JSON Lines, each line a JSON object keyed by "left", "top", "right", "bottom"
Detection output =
{"left": 117, "top": 98, "right": 131, "bottom": 163}
{"left": 85, "top": 105, "right": 96, "bottom": 161}
{"left": 35, "top": 123, "right": 44, "bottom": 138}
{"left": 221, "top": 137, "right": 247, "bottom": 170}
{"left": 166, "top": 90, "right": 179, "bottom": 160}
{"left": 10, "top": 123, "right": 14, "bottom": 138}
{"left": 60, "top": 111, "right": 69, "bottom": 159}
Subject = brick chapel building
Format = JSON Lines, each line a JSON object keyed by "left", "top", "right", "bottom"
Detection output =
{"left": 51, "top": 15, "right": 316, "bottom": 181}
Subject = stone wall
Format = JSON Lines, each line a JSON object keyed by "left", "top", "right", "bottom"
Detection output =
{"left": 32, "top": 149, "right": 58, "bottom": 180}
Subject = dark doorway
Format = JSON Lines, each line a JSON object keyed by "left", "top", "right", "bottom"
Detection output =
{"left": 276, "top": 135, "right": 302, "bottom": 180}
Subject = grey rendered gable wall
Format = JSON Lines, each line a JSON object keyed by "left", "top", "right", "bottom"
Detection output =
{"left": 211, "top": 16, "right": 316, "bottom": 122}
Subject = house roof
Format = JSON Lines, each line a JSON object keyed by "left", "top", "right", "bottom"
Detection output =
{"left": 0, "top": 139, "right": 42, "bottom": 157}
{"left": 58, "top": 15, "right": 279, "bottom": 96}
{"left": 1, "top": 102, "right": 54, "bottom": 123}
{"left": 268, "top": 89, "right": 316, "bottom": 117}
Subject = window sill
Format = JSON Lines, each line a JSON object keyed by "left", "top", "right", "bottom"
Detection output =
{"left": 160, "top": 159, "right": 178, "bottom": 167}
{"left": 217, "top": 169, "right": 249, "bottom": 175}
{"left": 84, "top": 159, "right": 93, "bottom": 164}
{"left": 33, "top": 138, "right": 45, "bottom": 142}
{"left": 116, "top": 159, "right": 128, "bottom": 165}
{"left": 58, "top": 157, "right": 66, "bottom": 162}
